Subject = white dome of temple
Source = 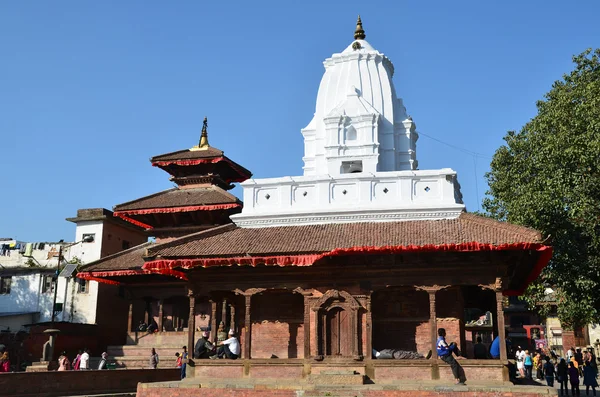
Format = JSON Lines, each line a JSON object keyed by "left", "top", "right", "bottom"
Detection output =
{"left": 231, "top": 17, "right": 463, "bottom": 228}
{"left": 302, "top": 16, "right": 418, "bottom": 176}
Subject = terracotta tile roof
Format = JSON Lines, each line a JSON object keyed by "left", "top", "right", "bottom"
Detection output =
{"left": 79, "top": 242, "right": 153, "bottom": 272}
{"left": 113, "top": 186, "right": 240, "bottom": 212}
{"left": 148, "top": 213, "right": 544, "bottom": 258}
{"left": 151, "top": 147, "right": 224, "bottom": 162}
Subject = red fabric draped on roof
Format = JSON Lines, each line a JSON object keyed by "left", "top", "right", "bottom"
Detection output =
{"left": 113, "top": 212, "right": 153, "bottom": 229}
{"left": 140, "top": 242, "right": 552, "bottom": 295}
{"left": 151, "top": 157, "right": 251, "bottom": 182}
{"left": 78, "top": 268, "right": 188, "bottom": 282}
{"left": 114, "top": 203, "right": 241, "bottom": 217}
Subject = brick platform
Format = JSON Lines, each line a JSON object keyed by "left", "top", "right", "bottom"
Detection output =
{"left": 0, "top": 368, "right": 180, "bottom": 397}
{"left": 137, "top": 379, "right": 557, "bottom": 397}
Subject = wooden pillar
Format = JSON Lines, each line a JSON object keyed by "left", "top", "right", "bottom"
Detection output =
{"left": 244, "top": 295, "right": 252, "bottom": 359}
{"left": 303, "top": 296, "right": 311, "bottom": 359}
{"left": 210, "top": 300, "right": 218, "bottom": 342}
{"left": 230, "top": 304, "right": 236, "bottom": 332}
{"left": 158, "top": 300, "right": 164, "bottom": 332}
{"left": 366, "top": 293, "right": 373, "bottom": 359}
{"left": 496, "top": 290, "right": 508, "bottom": 361}
{"left": 188, "top": 290, "right": 196, "bottom": 353}
{"left": 127, "top": 300, "right": 134, "bottom": 333}
{"left": 233, "top": 288, "right": 265, "bottom": 359}
{"left": 144, "top": 298, "right": 150, "bottom": 325}
{"left": 222, "top": 299, "right": 228, "bottom": 329}
{"left": 427, "top": 290, "right": 438, "bottom": 360}
{"left": 351, "top": 308, "right": 359, "bottom": 358}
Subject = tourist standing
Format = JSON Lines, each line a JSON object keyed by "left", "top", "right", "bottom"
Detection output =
{"left": 79, "top": 349, "right": 90, "bottom": 370}
{"left": 543, "top": 356, "right": 555, "bottom": 387}
{"left": 435, "top": 328, "right": 465, "bottom": 385}
{"left": 557, "top": 358, "right": 568, "bottom": 396}
{"left": 569, "top": 361, "right": 581, "bottom": 396}
{"left": 181, "top": 346, "right": 188, "bottom": 379}
{"left": 489, "top": 336, "right": 501, "bottom": 359}
{"left": 524, "top": 350, "right": 533, "bottom": 379}
{"left": 98, "top": 352, "right": 108, "bottom": 370}
{"left": 57, "top": 351, "right": 70, "bottom": 371}
{"left": 175, "top": 352, "right": 182, "bottom": 368}
{"left": 72, "top": 350, "right": 82, "bottom": 370}
{"left": 515, "top": 346, "right": 525, "bottom": 378}
{"left": 575, "top": 348, "right": 584, "bottom": 376}
{"left": 0, "top": 345, "right": 9, "bottom": 372}
{"left": 149, "top": 348, "right": 159, "bottom": 369}
{"left": 583, "top": 362, "right": 598, "bottom": 396}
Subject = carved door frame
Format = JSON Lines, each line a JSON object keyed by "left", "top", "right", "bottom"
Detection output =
{"left": 311, "top": 290, "right": 363, "bottom": 359}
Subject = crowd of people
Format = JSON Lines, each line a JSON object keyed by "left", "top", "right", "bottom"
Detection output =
{"left": 514, "top": 345, "right": 598, "bottom": 395}
{"left": 56, "top": 348, "right": 109, "bottom": 370}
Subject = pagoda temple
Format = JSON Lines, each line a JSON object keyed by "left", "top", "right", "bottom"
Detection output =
{"left": 78, "top": 17, "right": 553, "bottom": 391}
{"left": 113, "top": 117, "right": 251, "bottom": 240}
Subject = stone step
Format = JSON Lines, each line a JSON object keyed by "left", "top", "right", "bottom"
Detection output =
{"left": 111, "top": 356, "right": 178, "bottom": 369}
{"left": 107, "top": 346, "right": 183, "bottom": 357}
{"left": 308, "top": 372, "right": 365, "bottom": 386}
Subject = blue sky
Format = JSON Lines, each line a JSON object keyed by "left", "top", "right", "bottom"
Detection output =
{"left": 1, "top": 0, "right": 599, "bottom": 242}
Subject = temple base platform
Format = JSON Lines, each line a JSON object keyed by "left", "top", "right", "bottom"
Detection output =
{"left": 136, "top": 359, "right": 557, "bottom": 396}
{"left": 137, "top": 379, "right": 557, "bottom": 397}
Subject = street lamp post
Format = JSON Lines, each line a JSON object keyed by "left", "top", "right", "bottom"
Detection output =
{"left": 51, "top": 235, "right": 93, "bottom": 324}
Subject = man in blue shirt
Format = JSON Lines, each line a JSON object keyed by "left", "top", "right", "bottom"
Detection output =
{"left": 490, "top": 336, "right": 501, "bottom": 359}
{"left": 437, "top": 328, "right": 465, "bottom": 385}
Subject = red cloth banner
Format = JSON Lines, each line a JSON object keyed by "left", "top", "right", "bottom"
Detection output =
{"left": 114, "top": 203, "right": 241, "bottom": 217}
{"left": 151, "top": 157, "right": 251, "bottom": 182}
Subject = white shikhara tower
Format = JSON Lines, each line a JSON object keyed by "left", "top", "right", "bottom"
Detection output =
{"left": 302, "top": 16, "right": 417, "bottom": 176}
{"left": 232, "top": 17, "right": 464, "bottom": 228}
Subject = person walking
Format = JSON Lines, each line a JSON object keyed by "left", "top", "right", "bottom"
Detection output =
{"left": 149, "top": 348, "right": 159, "bottom": 369}
{"left": 57, "top": 351, "right": 70, "bottom": 371}
{"left": 79, "top": 349, "right": 90, "bottom": 370}
{"left": 72, "top": 350, "right": 82, "bottom": 370}
{"left": 544, "top": 356, "right": 556, "bottom": 387}
{"left": 569, "top": 361, "right": 581, "bottom": 396}
{"left": 515, "top": 346, "right": 525, "bottom": 378}
{"left": 180, "top": 346, "right": 188, "bottom": 379}
{"left": 435, "top": 328, "right": 465, "bottom": 385}
{"left": 557, "top": 358, "right": 569, "bottom": 396}
{"left": 98, "top": 352, "right": 108, "bottom": 370}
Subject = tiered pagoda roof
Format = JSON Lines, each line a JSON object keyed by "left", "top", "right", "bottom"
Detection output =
{"left": 113, "top": 118, "right": 251, "bottom": 237}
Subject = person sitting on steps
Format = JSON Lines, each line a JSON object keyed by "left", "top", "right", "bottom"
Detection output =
{"left": 211, "top": 329, "right": 240, "bottom": 360}
{"left": 437, "top": 328, "right": 466, "bottom": 385}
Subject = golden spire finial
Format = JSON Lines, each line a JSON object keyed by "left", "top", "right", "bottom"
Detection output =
{"left": 198, "top": 117, "right": 210, "bottom": 150}
{"left": 354, "top": 15, "right": 365, "bottom": 40}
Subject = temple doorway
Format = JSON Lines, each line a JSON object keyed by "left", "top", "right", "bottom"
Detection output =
{"left": 326, "top": 307, "right": 350, "bottom": 356}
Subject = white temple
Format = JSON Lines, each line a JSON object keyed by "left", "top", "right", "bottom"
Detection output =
{"left": 231, "top": 17, "right": 464, "bottom": 228}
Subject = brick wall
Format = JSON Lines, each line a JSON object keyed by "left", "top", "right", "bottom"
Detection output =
{"left": 251, "top": 292, "right": 304, "bottom": 358}
{"left": 0, "top": 368, "right": 179, "bottom": 397}
{"left": 137, "top": 385, "right": 554, "bottom": 397}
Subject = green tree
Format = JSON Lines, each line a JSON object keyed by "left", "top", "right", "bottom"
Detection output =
{"left": 483, "top": 49, "right": 600, "bottom": 330}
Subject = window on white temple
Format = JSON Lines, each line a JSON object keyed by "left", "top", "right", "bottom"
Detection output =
{"left": 345, "top": 125, "right": 357, "bottom": 141}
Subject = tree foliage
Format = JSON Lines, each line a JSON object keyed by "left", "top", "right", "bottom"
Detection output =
{"left": 484, "top": 49, "right": 600, "bottom": 330}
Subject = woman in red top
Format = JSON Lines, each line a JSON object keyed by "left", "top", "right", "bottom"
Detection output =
{"left": 0, "top": 345, "right": 10, "bottom": 372}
